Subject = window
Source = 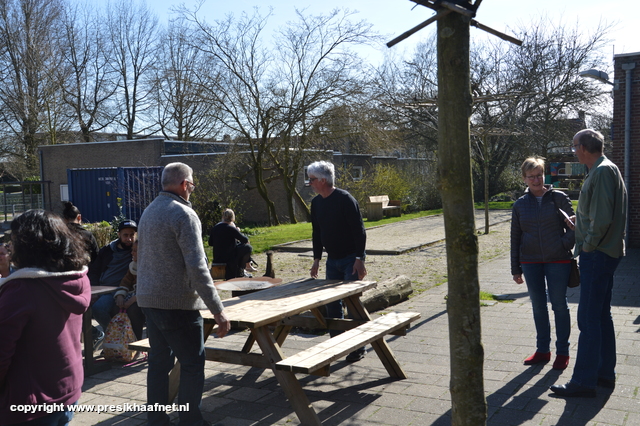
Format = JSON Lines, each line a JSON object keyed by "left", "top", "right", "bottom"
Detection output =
{"left": 60, "top": 184, "right": 69, "bottom": 201}
{"left": 351, "top": 166, "right": 363, "bottom": 181}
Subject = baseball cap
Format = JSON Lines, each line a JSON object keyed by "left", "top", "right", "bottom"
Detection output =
{"left": 118, "top": 220, "right": 137, "bottom": 231}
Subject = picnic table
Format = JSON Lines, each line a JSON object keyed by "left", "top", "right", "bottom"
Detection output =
{"left": 129, "top": 278, "right": 420, "bottom": 425}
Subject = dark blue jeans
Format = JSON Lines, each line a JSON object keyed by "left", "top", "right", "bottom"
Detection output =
{"left": 142, "top": 308, "right": 206, "bottom": 426}
{"left": 571, "top": 250, "right": 621, "bottom": 389}
{"left": 325, "top": 254, "right": 365, "bottom": 356}
{"left": 521, "top": 262, "right": 571, "bottom": 355}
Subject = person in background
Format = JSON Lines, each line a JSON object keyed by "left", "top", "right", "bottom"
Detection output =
{"left": 209, "top": 208, "right": 256, "bottom": 280}
{"left": 62, "top": 201, "right": 99, "bottom": 263}
{"left": 0, "top": 210, "right": 91, "bottom": 425}
{"left": 511, "top": 157, "right": 575, "bottom": 370}
{"left": 88, "top": 220, "right": 137, "bottom": 345}
{"left": 551, "top": 129, "right": 627, "bottom": 397}
{"left": 113, "top": 239, "right": 144, "bottom": 341}
{"left": 307, "top": 160, "right": 368, "bottom": 362}
{"left": 0, "top": 243, "right": 12, "bottom": 278}
{"left": 137, "top": 162, "right": 230, "bottom": 425}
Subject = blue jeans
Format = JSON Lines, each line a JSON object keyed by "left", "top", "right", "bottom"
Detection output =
{"left": 571, "top": 250, "right": 621, "bottom": 389}
{"left": 325, "top": 255, "right": 365, "bottom": 356}
{"left": 92, "top": 293, "right": 115, "bottom": 332}
{"left": 521, "top": 262, "right": 571, "bottom": 355}
{"left": 142, "top": 308, "right": 206, "bottom": 426}
{"left": 5, "top": 402, "right": 77, "bottom": 426}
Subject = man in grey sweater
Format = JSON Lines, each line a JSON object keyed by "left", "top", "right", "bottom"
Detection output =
{"left": 137, "top": 162, "right": 230, "bottom": 425}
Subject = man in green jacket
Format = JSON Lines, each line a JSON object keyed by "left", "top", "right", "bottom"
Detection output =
{"left": 551, "top": 129, "right": 627, "bottom": 397}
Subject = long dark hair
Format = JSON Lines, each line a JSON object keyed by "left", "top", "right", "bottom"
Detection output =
{"left": 10, "top": 210, "right": 89, "bottom": 272}
{"left": 62, "top": 201, "right": 81, "bottom": 222}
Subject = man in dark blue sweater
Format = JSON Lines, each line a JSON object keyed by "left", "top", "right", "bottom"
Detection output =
{"left": 308, "top": 160, "right": 367, "bottom": 362}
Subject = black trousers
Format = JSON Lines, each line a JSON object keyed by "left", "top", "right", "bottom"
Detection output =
{"left": 224, "top": 243, "right": 253, "bottom": 280}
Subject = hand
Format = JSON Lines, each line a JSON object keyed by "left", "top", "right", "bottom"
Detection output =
{"left": 513, "top": 274, "right": 524, "bottom": 284}
{"left": 565, "top": 215, "right": 576, "bottom": 230}
{"left": 353, "top": 258, "right": 367, "bottom": 280}
{"left": 123, "top": 295, "right": 136, "bottom": 309}
{"left": 114, "top": 294, "right": 125, "bottom": 308}
{"left": 310, "top": 259, "right": 320, "bottom": 279}
{"left": 214, "top": 311, "right": 231, "bottom": 338}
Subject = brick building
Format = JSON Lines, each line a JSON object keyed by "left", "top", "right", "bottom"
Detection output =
{"left": 610, "top": 52, "right": 639, "bottom": 247}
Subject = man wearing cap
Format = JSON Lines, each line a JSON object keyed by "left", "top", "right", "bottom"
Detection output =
{"left": 88, "top": 219, "right": 138, "bottom": 340}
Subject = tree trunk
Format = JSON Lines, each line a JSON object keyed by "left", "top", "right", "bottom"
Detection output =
{"left": 437, "top": 10, "right": 487, "bottom": 426}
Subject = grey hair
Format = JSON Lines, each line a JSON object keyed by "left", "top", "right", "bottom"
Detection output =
{"left": 222, "top": 208, "right": 235, "bottom": 222}
{"left": 161, "top": 162, "right": 193, "bottom": 189}
{"left": 307, "top": 161, "right": 335, "bottom": 186}
{"left": 574, "top": 129, "right": 604, "bottom": 154}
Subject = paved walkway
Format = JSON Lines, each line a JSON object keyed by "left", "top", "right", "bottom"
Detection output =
{"left": 275, "top": 210, "right": 512, "bottom": 254}
{"left": 74, "top": 224, "right": 640, "bottom": 425}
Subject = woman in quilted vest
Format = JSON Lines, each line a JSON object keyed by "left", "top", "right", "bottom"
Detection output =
{"left": 510, "top": 157, "right": 575, "bottom": 370}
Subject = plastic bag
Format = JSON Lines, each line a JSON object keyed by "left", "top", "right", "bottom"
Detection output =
{"left": 103, "top": 310, "right": 138, "bottom": 363}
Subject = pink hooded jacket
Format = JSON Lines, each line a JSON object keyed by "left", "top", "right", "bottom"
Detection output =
{"left": 0, "top": 268, "right": 90, "bottom": 424}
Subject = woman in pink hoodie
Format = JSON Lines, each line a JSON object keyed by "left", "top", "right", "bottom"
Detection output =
{"left": 0, "top": 210, "right": 91, "bottom": 425}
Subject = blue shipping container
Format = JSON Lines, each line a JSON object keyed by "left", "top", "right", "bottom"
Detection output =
{"left": 68, "top": 167, "right": 163, "bottom": 223}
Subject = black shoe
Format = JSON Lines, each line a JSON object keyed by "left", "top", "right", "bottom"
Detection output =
{"left": 597, "top": 377, "right": 616, "bottom": 389}
{"left": 346, "top": 350, "right": 366, "bottom": 363}
{"left": 550, "top": 382, "right": 596, "bottom": 398}
{"left": 92, "top": 329, "right": 105, "bottom": 352}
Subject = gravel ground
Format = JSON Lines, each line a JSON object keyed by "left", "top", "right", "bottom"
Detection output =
{"left": 248, "top": 220, "right": 512, "bottom": 295}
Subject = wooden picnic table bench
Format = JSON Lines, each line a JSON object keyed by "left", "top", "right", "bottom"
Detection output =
{"left": 366, "top": 195, "right": 402, "bottom": 220}
{"left": 128, "top": 278, "right": 420, "bottom": 425}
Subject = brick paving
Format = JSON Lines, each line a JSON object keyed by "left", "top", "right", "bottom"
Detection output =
{"left": 74, "top": 221, "right": 640, "bottom": 425}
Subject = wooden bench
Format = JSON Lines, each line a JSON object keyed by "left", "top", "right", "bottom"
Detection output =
{"left": 275, "top": 311, "right": 420, "bottom": 376}
{"left": 210, "top": 263, "right": 226, "bottom": 280}
{"left": 366, "top": 195, "right": 402, "bottom": 221}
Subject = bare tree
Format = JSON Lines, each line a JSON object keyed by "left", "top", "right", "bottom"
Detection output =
{"left": 437, "top": 10, "right": 486, "bottom": 426}
{"left": 0, "top": 0, "right": 65, "bottom": 173}
{"left": 267, "top": 8, "right": 375, "bottom": 222}
{"left": 185, "top": 8, "right": 283, "bottom": 225}
{"left": 105, "top": 0, "right": 159, "bottom": 139}
{"left": 150, "top": 21, "right": 223, "bottom": 141}
{"left": 58, "top": 1, "right": 118, "bottom": 142}
{"left": 371, "top": 36, "right": 440, "bottom": 159}
{"left": 469, "top": 17, "right": 612, "bottom": 199}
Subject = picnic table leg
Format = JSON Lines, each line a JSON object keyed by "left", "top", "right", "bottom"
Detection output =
{"left": 252, "top": 326, "right": 322, "bottom": 426}
{"left": 167, "top": 322, "right": 215, "bottom": 403}
{"left": 344, "top": 296, "right": 408, "bottom": 379}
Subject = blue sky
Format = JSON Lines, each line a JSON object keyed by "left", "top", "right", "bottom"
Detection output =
{"left": 151, "top": 0, "right": 639, "bottom": 67}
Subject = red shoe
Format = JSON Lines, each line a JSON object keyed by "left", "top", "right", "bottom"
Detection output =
{"left": 553, "top": 354, "right": 570, "bottom": 370}
{"left": 523, "top": 351, "right": 551, "bottom": 365}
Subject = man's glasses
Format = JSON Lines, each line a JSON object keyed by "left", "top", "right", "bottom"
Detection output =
{"left": 571, "top": 143, "right": 580, "bottom": 153}
{"left": 526, "top": 175, "right": 543, "bottom": 181}
{"left": 185, "top": 180, "right": 196, "bottom": 190}
{"left": 308, "top": 177, "right": 318, "bottom": 182}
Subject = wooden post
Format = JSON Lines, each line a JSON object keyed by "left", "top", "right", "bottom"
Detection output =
{"left": 437, "top": 6, "right": 487, "bottom": 425}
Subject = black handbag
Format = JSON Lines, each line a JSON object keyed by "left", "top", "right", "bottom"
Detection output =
{"left": 568, "top": 258, "right": 580, "bottom": 288}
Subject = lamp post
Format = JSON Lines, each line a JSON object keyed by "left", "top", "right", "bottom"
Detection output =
{"left": 579, "top": 65, "right": 635, "bottom": 246}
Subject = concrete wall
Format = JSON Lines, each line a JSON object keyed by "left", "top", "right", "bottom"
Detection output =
{"left": 39, "top": 139, "right": 427, "bottom": 225}
{"left": 611, "top": 53, "right": 640, "bottom": 247}
{"left": 39, "top": 139, "right": 165, "bottom": 217}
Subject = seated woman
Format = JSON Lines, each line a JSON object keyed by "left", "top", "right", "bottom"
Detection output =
{"left": 0, "top": 210, "right": 91, "bottom": 425}
{"left": 209, "top": 209, "right": 255, "bottom": 280}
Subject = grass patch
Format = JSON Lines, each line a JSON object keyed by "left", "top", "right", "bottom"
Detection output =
{"left": 221, "top": 202, "right": 513, "bottom": 254}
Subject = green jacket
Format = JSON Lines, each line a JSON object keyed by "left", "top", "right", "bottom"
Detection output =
{"left": 575, "top": 155, "right": 627, "bottom": 258}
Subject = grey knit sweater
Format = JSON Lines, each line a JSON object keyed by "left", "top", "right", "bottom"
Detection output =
{"left": 136, "top": 191, "right": 224, "bottom": 314}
